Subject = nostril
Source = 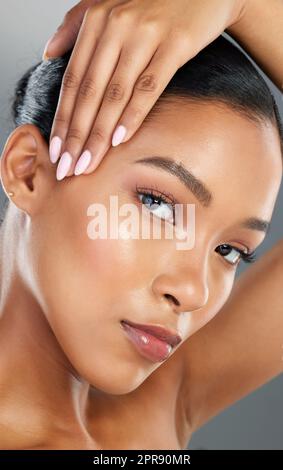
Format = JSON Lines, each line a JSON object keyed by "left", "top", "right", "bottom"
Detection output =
{"left": 164, "top": 293, "right": 180, "bottom": 307}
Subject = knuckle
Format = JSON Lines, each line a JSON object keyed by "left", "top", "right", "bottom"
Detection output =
{"left": 54, "top": 113, "right": 67, "bottom": 125}
{"left": 172, "top": 30, "right": 188, "bottom": 48}
{"left": 105, "top": 82, "right": 125, "bottom": 102}
{"left": 89, "top": 126, "right": 106, "bottom": 143}
{"left": 108, "top": 5, "right": 131, "bottom": 23}
{"left": 67, "top": 128, "right": 83, "bottom": 142}
{"left": 88, "top": 2, "right": 104, "bottom": 15}
{"left": 168, "top": 39, "right": 188, "bottom": 66}
{"left": 135, "top": 73, "right": 158, "bottom": 93}
{"left": 85, "top": 4, "right": 101, "bottom": 20}
{"left": 140, "top": 18, "right": 159, "bottom": 36}
{"left": 79, "top": 77, "right": 97, "bottom": 100}
{"left": 172, "top": 32, "right": 195, "bottom": 63}
{"left": 62, "top": 69, "right": 80, "bottom": 90}
{"left": 64, "top": 9, "right": 73, "bottom": 22}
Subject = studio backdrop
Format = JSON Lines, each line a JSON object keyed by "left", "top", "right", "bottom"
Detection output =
{"left": 0, "top": 0, "right": 282, "bottom": 450}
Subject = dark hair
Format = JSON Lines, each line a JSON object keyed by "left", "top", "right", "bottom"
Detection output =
{"left": 1, "top": 34, "right": 282, "bottom": 224}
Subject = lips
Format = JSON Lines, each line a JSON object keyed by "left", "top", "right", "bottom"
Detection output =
{"left": 120, "top": 319, "right": 182, "bottom": 347}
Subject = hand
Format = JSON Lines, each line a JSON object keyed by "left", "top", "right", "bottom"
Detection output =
{"left": 43, "top": 0, "right": 247, "bottom": 180}
{"left": 43, "top": 0, "right": 110, "bottom": 60}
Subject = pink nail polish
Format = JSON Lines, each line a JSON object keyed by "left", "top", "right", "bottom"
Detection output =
{"left": 56, "top": 152, "right": 72, "bottom": 181}
{"left": 74, "top": 150, "right": 92, "bottom": 175}
{"left": 112, "top": 125, "right": 127, "bottom": 147}
{"left": 50, "top": 136, "right": 62, "bottom": 163}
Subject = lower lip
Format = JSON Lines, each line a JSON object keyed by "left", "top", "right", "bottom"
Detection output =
{"left": 121, "top": 322, "right": 173, "bottom": 363}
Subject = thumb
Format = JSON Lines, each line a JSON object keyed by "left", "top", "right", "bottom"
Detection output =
{"left": 42, "top": 6, "right": 87, "bottom": 60}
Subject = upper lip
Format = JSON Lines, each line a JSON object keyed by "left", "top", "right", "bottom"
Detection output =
{"left": 121, "top": 319, "right": 182, "bottom": 347}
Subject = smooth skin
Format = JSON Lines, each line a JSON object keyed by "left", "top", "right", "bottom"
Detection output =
{"left": 42, "top": 0, "right": 283, "bottom": 181}
{"left": 0, "top": 101, "right": 282, "bottom": 449}
{"left": 0, "top": 0, "right": 282, "bottom": 451}
{"left": 43, "top": 0, "right": 248, "bottom": 179}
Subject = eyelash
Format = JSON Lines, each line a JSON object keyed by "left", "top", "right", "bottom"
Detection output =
{"left": 133, "top": 185, "right": 258, "bottom": 267}
{"left": 215, "top": 244, "right": 257, "bottom": 266}
{"left": 133, "top": 184, "right": 177, "bottom": 223}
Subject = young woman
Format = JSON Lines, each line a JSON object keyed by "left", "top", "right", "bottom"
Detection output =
{"left": 0, "top": 5, "right": 282, "bottom": 451}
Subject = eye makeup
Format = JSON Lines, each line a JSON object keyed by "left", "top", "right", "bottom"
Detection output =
{"left": 131, "top": 181, "right": 258, "bottom": 268}
{"left": 121, "top": 167, "right": 260, "bottom": 268}
{"left": 132, "top": 184, "right": 178, "bottom": 225}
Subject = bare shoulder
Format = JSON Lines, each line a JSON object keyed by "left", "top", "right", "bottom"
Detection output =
{"left": 0, "top": 408, "right": 46, "bottom": 450}
{"left": 0, "top": 422, "right": 37, "bottom": 449}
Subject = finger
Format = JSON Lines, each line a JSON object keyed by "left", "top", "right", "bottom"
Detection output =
{"left": 48, "top": 6, "right": 107, "bottom": 166}
{"left": 81, "top": 37, "right": 186, "bottom": 175}
{"left": 43, "top": 4, "right": 89, "bottom": 60}
{"left": 49, "top": 0, "right": 125, "bottom": 170}
{"left": 55, "top": 19, "right": 125, "bottom": 180}
{"left": 116, "top": 37, "right": 191, "bottom": 144}
{"left": 67, "top": 35, "right": 159, "bottom": 177}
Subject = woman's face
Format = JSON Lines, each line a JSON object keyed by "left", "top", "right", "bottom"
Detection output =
{"left": 28, "top": 100, "right": 282, "bottom": 394}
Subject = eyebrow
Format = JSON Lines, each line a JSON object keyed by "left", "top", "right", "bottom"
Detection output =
{"left": 133, "top": 155, "right": 271, "bottom": 234}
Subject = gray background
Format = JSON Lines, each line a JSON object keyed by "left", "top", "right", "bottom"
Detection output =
{"left": 0, "top": 0, "right": 282, "bottom": 449}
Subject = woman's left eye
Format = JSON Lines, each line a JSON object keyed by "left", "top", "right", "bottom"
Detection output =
{"left": 135, "top": 188, "right": 175, "bottom": 224}
{"left": 134, "top": 188, "right": 256, "bottom": 267}
{"left": 216, "top": 244, "right": 241, "bottom": 265}
{"left": 215, "top": 243, "right": 256, "bottom": 266}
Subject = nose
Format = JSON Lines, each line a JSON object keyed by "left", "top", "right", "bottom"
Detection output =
{"left": 151, "top": 265, "right": 209, "bottom": 314}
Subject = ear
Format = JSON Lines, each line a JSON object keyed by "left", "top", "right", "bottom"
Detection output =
{"left": 0, "top": 124, "right": 56, "bottom": 216}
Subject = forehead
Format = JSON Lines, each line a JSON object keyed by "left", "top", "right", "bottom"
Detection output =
{"left": 136, "top": 100, "right": 282, "bottom": 214}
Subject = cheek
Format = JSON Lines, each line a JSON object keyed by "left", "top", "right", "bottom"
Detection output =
{"left": 36, "top": 231, "right": 139, "bottom": 317}
{"left": 46, "top": 234, "right": 175, "bottom": 392}
{"left": 31, "top": 219, "right": 153, "bottom": 390}
{"left": 34, "top": 184, "right": 151, "bottom": 323}
{"left": 183, "top": 269, "right": 236, "bottom": 338}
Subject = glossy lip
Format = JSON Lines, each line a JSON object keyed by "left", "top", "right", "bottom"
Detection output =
{"left": 120, "top": 319, "right": 182, "bottom": 348}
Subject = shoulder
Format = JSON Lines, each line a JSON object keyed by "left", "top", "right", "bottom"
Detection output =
{"left": 0, "top": 420, "right": 46, "bottom": 449}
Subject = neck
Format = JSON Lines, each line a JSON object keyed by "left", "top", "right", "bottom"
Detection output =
{"left": 0, "top": 204, "right": 97, "bottom": 445}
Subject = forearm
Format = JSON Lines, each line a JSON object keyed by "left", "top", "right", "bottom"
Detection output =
{"left": 227, "top": 0, "right": 283, "bottom": 91}
{"left": 183, "top": 238, "right": 283, "bottom": 432}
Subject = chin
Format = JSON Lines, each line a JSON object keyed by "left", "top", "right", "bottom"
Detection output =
{"left": 80, "top": 357, "right": 153, "bottom": 396}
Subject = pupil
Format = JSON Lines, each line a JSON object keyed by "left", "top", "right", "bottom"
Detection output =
{"left": 219, "top": 244, "right": 231, "bottom": 255}
{"left": 143, "top": 195, "right": 159, "bottom": 207}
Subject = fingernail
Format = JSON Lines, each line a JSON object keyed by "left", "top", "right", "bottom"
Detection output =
{"left": 74, "top": 150, "right": 92, "bottom": 175}
{"left": 42, "top": 30, "right": 61, "bottom": 60}
{"left": 49, "top": 136, "right": 62, "bottom": 163}
{"left": 43, "top": 51, "right": 50, "bottom": 61}
{"left": 112, "top": 125, "right": 127, "bottom": 147}
{"left": 43, "top": 36, "right": 56, "bottom": 60}
{"left": 43, "top": 39, "right": 52, "bottom": 60}
{"left": 56, "top": 152, "right": 72, "bottom": 181}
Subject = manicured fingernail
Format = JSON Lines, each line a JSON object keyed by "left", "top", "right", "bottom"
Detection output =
{"left": 112, "top": 125, "right": 127, "bottom": 147}
{"left": 49, "top": 136, "right": 62, "bottom": 163}
{"left": 74, "top": 150, "right": 92, "bottom": 175}
{"left": 56, "top": 152, "right": 72, "bottom": 181}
